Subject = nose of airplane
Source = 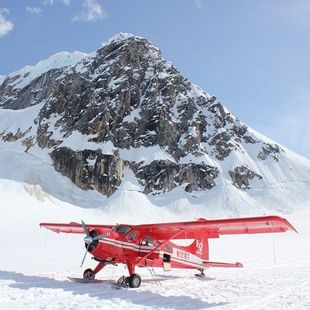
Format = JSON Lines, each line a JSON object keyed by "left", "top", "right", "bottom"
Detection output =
{"left": 90, "top": 229, "right": 120, "bottom": 241}
{"left": 84, "top": 235, "right": 93, "bottom": 244}
{"left": 105, "top": 230, "right": 120, "bottom": 239}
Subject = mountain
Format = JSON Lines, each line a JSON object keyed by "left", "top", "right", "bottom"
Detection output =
{"left": 0, "top": 33, "right": 309, "bottom": 214}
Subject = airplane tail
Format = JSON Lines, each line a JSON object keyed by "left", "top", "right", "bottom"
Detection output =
{"left": 184, "top": 238, "right": 209, "bottom": 260}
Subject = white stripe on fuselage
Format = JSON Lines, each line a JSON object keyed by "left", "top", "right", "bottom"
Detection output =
{"left": 99, "top": 238, "right": 159, "bottom": 253}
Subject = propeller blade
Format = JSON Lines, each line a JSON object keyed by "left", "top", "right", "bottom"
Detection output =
{"left": 81, "top": 220, "right": 90, "bottom": 237}
{"left": 93, "top": 233, "right": 107, "bottom": 241}
{"left": 80, "top": 243, "right": 90, "bottom": 267}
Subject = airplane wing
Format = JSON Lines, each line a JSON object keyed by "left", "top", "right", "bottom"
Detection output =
{"left": 132, "top": 216, "right": 297, "bottom": 240}
{"left": 40, "top": 222, "right": 113, "bottom": 234}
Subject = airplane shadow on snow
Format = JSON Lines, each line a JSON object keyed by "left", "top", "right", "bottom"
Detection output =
{"left": 0, "top": 270, "right": 228, "bottom": 309}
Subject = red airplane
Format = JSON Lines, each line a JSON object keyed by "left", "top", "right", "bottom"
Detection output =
{"left": 40, "top": 215, "right": 296, "bottom": 288}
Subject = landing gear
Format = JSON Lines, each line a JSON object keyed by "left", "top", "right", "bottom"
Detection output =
{"left": 195, "top": 269, "right": 205, "bottom": 278}
{"left": 82, "top": 260, "right": 142, "bottom": 288}
{"left": 128, "top": 274, "right": 141, "bottom": 288}
{"left": 83, "top": 268, "right": 95, "bottom": 280}
{"left": 116, "top": 274, "right": 142, "bottom": 288}
{"left": 115, "top": 261, "right": 142, "bottom": 288}
{"left": 82, "top": 261, "right": 106, "bottom": 280}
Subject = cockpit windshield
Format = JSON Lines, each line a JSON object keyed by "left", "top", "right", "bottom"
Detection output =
{"left": 111, "top": 225, "right": 132, "bottom": 235}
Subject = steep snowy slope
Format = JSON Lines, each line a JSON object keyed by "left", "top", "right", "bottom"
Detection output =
{"left": 0, "top": 33, "right": 309, "bottom": 214}
{"left": 0, "top": 178, "right": 309, "bottom": 309}
{"left": 3, "top": 51, "right": 88, "bottom": 90}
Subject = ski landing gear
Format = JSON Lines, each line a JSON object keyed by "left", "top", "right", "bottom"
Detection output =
{"left": 195, "top": 269, "right": 205, "bottom": 278}
{"left": 82, "top": 260, "right": 142, "bottom": 288}
{"left": 115, "top": 260, "right": 142, "bottom": 288}
{"left": 83, "top": 268, "right": 95, "bottom": 280}
{"left": 83, "top": 261, "right": 106, "bottom": 280}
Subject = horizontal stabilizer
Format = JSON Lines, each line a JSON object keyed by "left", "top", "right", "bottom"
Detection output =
{"left": 203, "top": 261, "right": 243, "bottom": 268}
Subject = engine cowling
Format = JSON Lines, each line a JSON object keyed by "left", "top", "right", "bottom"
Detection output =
{"left": 85, "top": 230, "right": 99, "bottom": 252}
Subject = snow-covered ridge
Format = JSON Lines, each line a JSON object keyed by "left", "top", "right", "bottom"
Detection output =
{"left": 104, "top": 32, "right": 144, "bottom": 45}
{"left": 100, "top": 32, "right": 161, "bottom": 60}
{"left": 0, "top": 75, "right": 5, "bottom": 87}
{"left": 7, "top": 51, "right": 88, "bottom": 90}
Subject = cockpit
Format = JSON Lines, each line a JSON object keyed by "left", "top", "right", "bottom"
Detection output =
{"left": 111, "top": 225, "right": 132, "bottom": 235}
{"left": 111, "top": 225, "right": 138, "bottom": 241}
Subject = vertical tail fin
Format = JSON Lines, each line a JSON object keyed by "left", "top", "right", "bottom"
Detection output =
{"left": 195, "top": 238, "right": 209, "bottom": 260}
{"left": 184, "top": 238, "right": 209, "bottom": 260}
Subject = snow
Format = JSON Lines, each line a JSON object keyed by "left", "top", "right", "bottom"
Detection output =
{"left": 0, "top": 75, "right": 5, "bottom": 86}
{"left": 190, "top": 83, "right": 211, "bottom": 99}
{"left": 119, "top": 145, "right": 177, "bottom": 165}
{"left": 100, "top": 33, "right": 161, "bottom": 59}
{"left": 59, "top": 131, "right": 116, "bottom": 154}
{"left": 106, "top": 32, "right": 140, "bottom": 44}
{"left": 8, "top": 51, "right": 88, "bottom": 90}
{"left": 1, "top": 32, "right": 310, "bottom": 308}
{"left": 0, "top": 178, "right": 309, "bottom": 309}
{"left": 122, "top": 107, "right": 141, "bottom": 123}
{"left": 0, "top": 103, "right": 42, "bottom": 133}
{"left": 0, "top": 56, "right": 310, "bottom": 214}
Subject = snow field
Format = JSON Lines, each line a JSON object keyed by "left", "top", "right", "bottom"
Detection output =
{"left": 0, "top": 179, "right": 309, "bottom": 309}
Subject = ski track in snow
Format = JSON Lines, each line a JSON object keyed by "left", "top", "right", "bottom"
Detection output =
{"left": 0, "top": 179, "right": 309, "bottom": 309}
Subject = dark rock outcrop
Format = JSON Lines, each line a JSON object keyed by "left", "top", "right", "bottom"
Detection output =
{"left": 132, "top": 160, "right": 219, "bottom": 194}
{"left": 258, "top": 143, "right": 283, "bottom": 162}
{"left": 229, "top": 166, "right": 262, "bottom": 189}
{"left": 50, "top": 147, "right": 124, "bottom": 196}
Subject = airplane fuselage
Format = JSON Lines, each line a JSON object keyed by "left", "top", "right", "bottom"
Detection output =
{"left": 91, "top": 236, "right": 207, "bottom": 270}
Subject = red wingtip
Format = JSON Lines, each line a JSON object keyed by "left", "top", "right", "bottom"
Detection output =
{"left": 282, "top": 218, "right": 298, "bottom": 233}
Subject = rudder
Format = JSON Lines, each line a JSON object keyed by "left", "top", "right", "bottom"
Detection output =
{"left": 184, "top": 238, "right": 209, "bottom": 260}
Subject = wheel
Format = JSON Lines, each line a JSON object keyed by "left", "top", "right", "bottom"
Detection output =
{"left": 127, "top": 274, "right": 141, "bottom": 288}
{"left": 83, "top": 268, "right": 95, "bottom": 280}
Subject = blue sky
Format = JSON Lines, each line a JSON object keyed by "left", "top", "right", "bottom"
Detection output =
{"left": 0, "top": 0, "right": 309, "bottom": 158}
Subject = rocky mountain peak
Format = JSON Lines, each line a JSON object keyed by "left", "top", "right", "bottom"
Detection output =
{"left": 100, "top": 32, "right": 161, "bottom": 59}
{"left": 1, "top": 33, "right": 309, "bottom": 206}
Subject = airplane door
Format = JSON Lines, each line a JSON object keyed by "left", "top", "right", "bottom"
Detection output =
{"left": 163, "top": 253, "right": 171, "bottom": 271}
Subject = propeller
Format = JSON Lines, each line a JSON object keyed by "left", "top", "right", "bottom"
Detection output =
{"left": 80, "top": 243, "right": 90, "bottom": 267}
{"left": 79, "top": 220, "right": 108, "bottom": 267}
{"left": 80, "top": 220, "right": 93, "bottom": 267}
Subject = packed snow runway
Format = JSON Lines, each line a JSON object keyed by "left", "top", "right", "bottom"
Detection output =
{"left": 1, "top": 251, "right": 310, "bottom": 309}
{"left": 0, "top": 180, "right": 309, "bottom": 309}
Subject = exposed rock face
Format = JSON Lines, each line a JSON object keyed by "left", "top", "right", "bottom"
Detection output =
{"left": 50, "top": 147, "right": 124, "bottom": 196}
{"left": 258, "top": 143, "right": 283, "bottom": 162}
{"left": 0, "top": 70, "right": 62, "bottom": 110}
{"left": 229, "top": 166, "right": 262, "bottom": 189}
{"left": 0, "top": 33, "right": 287, "bottom": 196}
{"left": 1, "top": 128, "right": 30, "bottom": 142}
{"left": 132, "top": 161, "right": 219, "bottom": 194}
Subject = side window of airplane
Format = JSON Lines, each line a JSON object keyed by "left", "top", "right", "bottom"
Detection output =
{"left": 141, "top": 236, "right": 154, "bottom": 246}
{"left": 126, "top": 230, "right": 138, "bottom": 241}
{"left": 112, "top": 225, "right": 132, "bottom": 235}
